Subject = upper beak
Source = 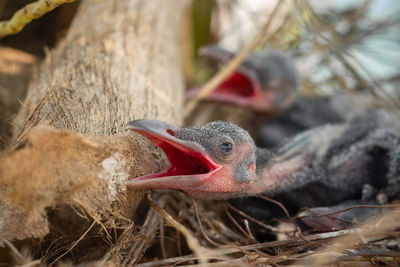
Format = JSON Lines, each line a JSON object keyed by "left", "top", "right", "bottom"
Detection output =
{"left": 127, "top": 119, "right": 179, "bottom": 145}
{"left": 126, "top": 119, "right": 209, "bottom": 155}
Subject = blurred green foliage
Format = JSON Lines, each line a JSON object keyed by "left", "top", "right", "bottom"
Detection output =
{"left": 192, "top": 0, "right": 215, "bottom": 60}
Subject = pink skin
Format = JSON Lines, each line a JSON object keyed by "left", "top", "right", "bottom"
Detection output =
{"left": 247, "top": 155, "right": 310, "bottom": 195}
{"left": 187, "top": 71, "right": 293, "bottom": 113}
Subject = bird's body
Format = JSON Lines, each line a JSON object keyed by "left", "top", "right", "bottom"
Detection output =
{"left": 126, "top": 111, "right": 400, "bottom": 229}
{"left": 256, "top": 94, "right": 362, "bottom": 148}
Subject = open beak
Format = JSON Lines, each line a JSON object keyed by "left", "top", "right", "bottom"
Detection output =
{"left": 187, "top": 71, "right": 261, "bottom": 106}
{"left": 187, "top": 44, "right": 261, "bottom": 107}
{"left": 187, "top": 71, "right": 294, "bottom": 113}
{"left": 126, "top": 120, "right": 222, "bottom": 190}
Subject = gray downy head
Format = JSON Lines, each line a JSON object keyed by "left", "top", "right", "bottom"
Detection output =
{"left": 244, "top": 51, "right": 299, "bottom": 92}
{"left": 174, "top": 121, "right": 258, "bottom": 183}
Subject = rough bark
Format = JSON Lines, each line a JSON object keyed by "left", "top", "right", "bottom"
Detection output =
{"left": 16, "top": 0, "right": 185, "bottom": 135}
{"left": 0, "top": 0, "right": 186, "bottom": 246}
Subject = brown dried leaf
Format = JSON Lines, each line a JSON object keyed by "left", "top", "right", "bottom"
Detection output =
{"left": 0, "top": 125, "right": 167, "bottom": 242}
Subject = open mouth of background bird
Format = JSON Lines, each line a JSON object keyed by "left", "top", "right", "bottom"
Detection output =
{"left": 187, "top": 71, "right": 256, "bottom": 105}
{"left": 213, "top": 71, "right": 257, "bottom": 98}
{"left": 131, "top": 129, "right": 221, "bottom": 181}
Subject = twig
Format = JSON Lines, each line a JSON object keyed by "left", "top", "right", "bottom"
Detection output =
{"left": 257, "top": 195, "right": 291, "bottom": 219}
{"left": 243, "top": 220, "right": 256, "bottom": 241}
{"left": 295, "top": 203, "right": 400, "bottom": 220}
{"left": 123, "top": 193, "right": 167, "bottom": 266}
{"left": 222, "top": 202, "right": 257, "bottom": 243}
{"left": 4, "top": 240, "right": 24, "bottom": 263}
{"left": 146, "top": 195, "right": 213, "bottom": 264}
{"left": 0, "top": 0, "right": 76, "bottom": 39}
{"left": 295, "top": 228, "right": 312, "bottom": 244}
{"left": 225, "top": 202, "right": 281, "bottom": 233}
{"left": 50, "top": 220, "right": 96, "bottom": 266}
{"left": 184, "top": 0, "right": 286, "bottom": 116}
{"left": 190, "top": 196, "right": 221, "bottom": 246}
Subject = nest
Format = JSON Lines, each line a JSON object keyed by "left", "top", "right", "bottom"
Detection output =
{"left": 2, "top": 189, "right": 399, "bottom": 266}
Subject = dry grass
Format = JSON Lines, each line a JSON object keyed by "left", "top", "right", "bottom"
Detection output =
{"left": 111, "top": 193, "right": 400, "bottom": 266}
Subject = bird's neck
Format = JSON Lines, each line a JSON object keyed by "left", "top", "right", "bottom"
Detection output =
{"left": 247, "top": 147, "right": 313, "bottom": 196}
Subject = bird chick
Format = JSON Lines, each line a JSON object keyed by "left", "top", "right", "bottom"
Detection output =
{"left": 188, "top": 44, "right": 299, "bottom": 113}
{"left": 126, "top": 111, "right": 400, "bottom": 228}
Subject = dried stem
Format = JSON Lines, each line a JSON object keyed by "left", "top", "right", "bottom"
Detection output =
{"left": 50, "top": 220, "right": 96, "bottom": 266}
{"left": 146, "top": 195, "right": 214, "bottom": 265}
{"left": 0, "top": 0, "right": 76, "bottom": 39}
{"left": 123, "top": 194, "right": 168, "bottom": 266}
{"left": 190, "top": 197, "right": 221, "bottom": 246}
{"left": 136, "top": 228, "right": 357, "bottom": 267}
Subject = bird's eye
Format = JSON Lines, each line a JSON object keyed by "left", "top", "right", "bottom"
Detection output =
{"left": 220, "top": 142, "right": 233, "bottom": 153}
